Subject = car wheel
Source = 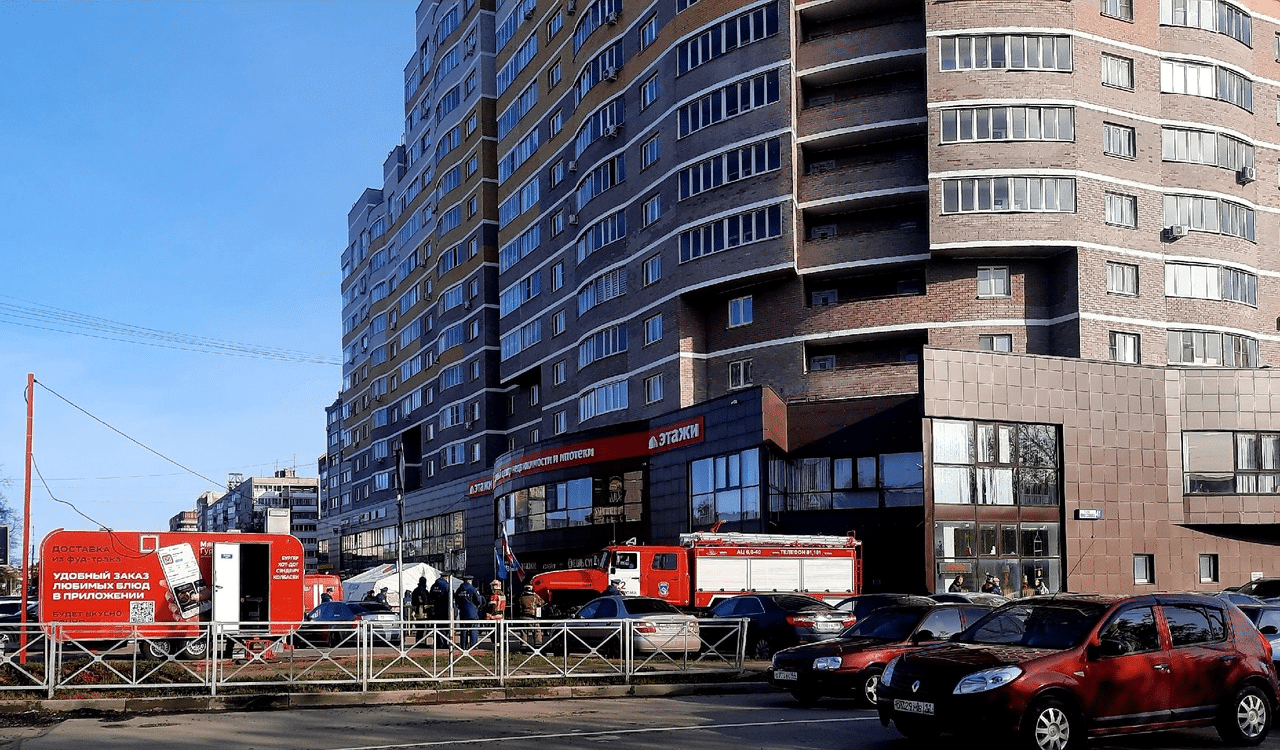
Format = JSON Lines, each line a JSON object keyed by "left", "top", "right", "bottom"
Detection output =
{"left": 179, "top": 637, "right": 209, "bottom": 660}
{"left": 1022, "top": 698, "right": 1077, "bottom": 750}
{"left": 790, "top": 688, "right": 821, "bottom": 706}
{"left": 142, "top": 638, "right": 172, "bottom": 660}
{"left": 752, "top": 636, "right": 772, "bottom": 660}
{"left": 1217, "top": 684, "right": 1272, "bottom": 746}
{"left": 859, "top": 668, "right": 883, "bottom": 708}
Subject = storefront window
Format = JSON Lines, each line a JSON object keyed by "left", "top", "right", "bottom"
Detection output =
{"left": 1183, "top": 430, "right": 1280, "bottom": 494}
{"left": 341, "top": 510, "right": 464, "bottom": 570}
{"left": 934, "top": 521, "right": 1061, "bottom": 597}
{"left": 692, "top": 448, "right": 761, "bottom": 524}
{"left": 769, "top": 451, "right": 923, "bottom": 510}
{"left": 932, "top": 420, "right": 1061, "bottom": 506}
{"left": 499, "top": 471, "right": 644, "bottom": 533}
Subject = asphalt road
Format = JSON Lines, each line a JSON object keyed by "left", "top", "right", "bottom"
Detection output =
{"left": 3, "top": 691, "right": 1280, "bottom": 750}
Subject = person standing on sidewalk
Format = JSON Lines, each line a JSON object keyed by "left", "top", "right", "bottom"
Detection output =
{"left": 518, "top": 584, "right": 545, "bottom": 647}
{"left": 454, "top": 575, "right": 484, "bottom": 648}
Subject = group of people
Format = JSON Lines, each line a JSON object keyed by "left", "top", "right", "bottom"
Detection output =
{"left": 948, "top": 572, "right": 1049, "bottom": 596}
{"left": 394, "top": 572, "right": 550, "bottom": 648}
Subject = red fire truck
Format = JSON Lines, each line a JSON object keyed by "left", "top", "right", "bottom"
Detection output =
{"left": 529, "top": 531, "right": 862, "bottom": 611}
{"left": 40, "top": 529, "right": 307, "bottom": 659}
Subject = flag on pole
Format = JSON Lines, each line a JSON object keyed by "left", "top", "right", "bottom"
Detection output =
{"left": 501, "top": 529, "right": 523, "bottom": 581}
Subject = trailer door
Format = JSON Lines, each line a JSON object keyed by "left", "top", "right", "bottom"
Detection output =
{"left": 212, "top": 543, "right": 241, "bottom": 625}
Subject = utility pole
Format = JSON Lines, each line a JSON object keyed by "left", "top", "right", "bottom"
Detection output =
{"left": 20, "top": 373, "right": 34, "bottom": 662}
{"left": 394, "top": 445, "right": 405, "bottom": 626}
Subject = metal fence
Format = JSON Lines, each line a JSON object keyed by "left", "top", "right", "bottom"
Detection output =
{"left": 0, "top": 618, "right": 748, "bottom": 698}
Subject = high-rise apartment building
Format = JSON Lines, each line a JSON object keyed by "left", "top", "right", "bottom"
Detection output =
{"left": 199, "top": 471, "right": 321, "bottom": 571}
{"left": 330, "top": 0, "right": 1280, "bottom": 596}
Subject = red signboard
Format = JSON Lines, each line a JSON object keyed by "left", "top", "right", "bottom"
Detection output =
{"left": 469, "top": 416, "right": 705, "bottom": 495}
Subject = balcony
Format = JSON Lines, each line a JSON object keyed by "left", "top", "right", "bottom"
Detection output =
{"left": 799, "top": 150, "right": 928, "bottom": 214}
{"left": 796, "top": 18, "right": 926, "bottom": 87}
{"left": 798, "top": 223, "right": 928, "bottom": 273}
{"left": 798, "top": 87, "right": 927, "bottom": 150}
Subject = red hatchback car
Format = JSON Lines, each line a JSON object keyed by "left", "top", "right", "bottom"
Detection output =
{"left": 876, "top": 593, "right": 1278, "bottom": 750}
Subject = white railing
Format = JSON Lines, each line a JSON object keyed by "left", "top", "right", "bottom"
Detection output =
{"left": 0, "top": 619, "right": 748, "bottom": 698}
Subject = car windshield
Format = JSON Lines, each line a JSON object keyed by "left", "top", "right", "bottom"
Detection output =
{"left": 958, "top": 602, "right": 1105, "bottom": 649}
{"left": 624, "top": 599, "right": 681, "bottom": 615}
{"left": 842, "top": 608, "right": 926, "bottom": 640}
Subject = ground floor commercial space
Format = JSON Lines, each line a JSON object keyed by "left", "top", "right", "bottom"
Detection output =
{"left": 332, "top": 348, "right": 1280, "bottom": 597}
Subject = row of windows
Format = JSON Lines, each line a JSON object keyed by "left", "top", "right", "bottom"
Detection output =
{"left": 678, "top": 70, "right": 779, "bottom": 139}
{"left": 678, "top": 204, "right": 783, "bottom": 263}
{"left": 676, "top": 3, "right": 778, "bottom": 76}
{"left": 678, "top": 138, "right": 781, "bottom": 201}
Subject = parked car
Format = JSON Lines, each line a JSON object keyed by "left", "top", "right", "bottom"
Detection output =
{"left": 929, "top": 592, "right": 1010, "bottom": 607}
{"left": 297, "top": 601, "right": 400, "bottom": 647}
{"left": 1217, "top": 591, "right": 1265, "bottom": 606}
{"left": 550, "top": 596, "right": 699, "bottom": 655}
{"left": 1238, "top": 603, "right": 1280, "bottom": 671}
{"left": 769, "top": 602, "right": 994, "bottom": 706}
{"left": 705, "top": 594, "right": 855, "bottom": 659}
{"left": 834, "top": 593, "right": 935, "bottom": 622}
{"left": 876, "top": 593, "right": 1278, "bottom": 750}
{"left": 0, "top": 598, "right": 39, "bottom": 652}
{"left": 1235, "top": 578, "right": 1280, "bottom": 600}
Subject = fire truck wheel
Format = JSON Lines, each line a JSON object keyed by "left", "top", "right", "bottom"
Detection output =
{"left": 142, "top": 638, "right": 173, "bottom": 660}
{"left": 180, "top": 637, "right": 210, "bottom": 660}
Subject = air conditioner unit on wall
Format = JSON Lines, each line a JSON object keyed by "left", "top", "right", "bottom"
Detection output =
{"left": 568, "top": 213, "right": 579, "bottom": 225}
{"left": 567, "top": 160, "right": 577, "bottom": 171}
{"left": 525, "top": 9, "right": 535, "bottom": 20}
{"left": 1238, "top": 166, "right": 1257, "bottom": 184}
{"left": 604, "top": 67, "right": 618, "bottom": 82}
{"left": 604, "top": 124, "right": 620, "bottom": 137}
{"left": 567, "top": 0, "right": 576, "bottom": 13}
{"left": 605, "top": 10, "right": 618, "bottom": 24}
{"left": 1163, "top": 224, "right": 1189, "bottom": 241}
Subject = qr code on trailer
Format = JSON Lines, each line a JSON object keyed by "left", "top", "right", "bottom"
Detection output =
{"left": 129, "top": 601, "right": 156, "bottom": 624}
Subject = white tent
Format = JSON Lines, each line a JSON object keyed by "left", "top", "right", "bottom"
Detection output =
{"left": 341, "top": 562, "right": 445, "bottom": 609}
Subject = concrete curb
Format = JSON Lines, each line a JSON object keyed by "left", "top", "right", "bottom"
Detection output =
{"left": 0, "top": 680, "right": 774, "bottom": 717}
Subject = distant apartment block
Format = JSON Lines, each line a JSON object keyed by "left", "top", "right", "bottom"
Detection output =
{"left": 199, "top": 470, "right": 320, "bottom": 572}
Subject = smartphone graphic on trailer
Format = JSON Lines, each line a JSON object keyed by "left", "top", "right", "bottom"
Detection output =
{"left": 158, "top": 543, "right": 208, "bottom": 620}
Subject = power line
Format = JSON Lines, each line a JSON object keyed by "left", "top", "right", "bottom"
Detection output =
{"left": 0, "top": 295, "right": 340, "bottom": 365}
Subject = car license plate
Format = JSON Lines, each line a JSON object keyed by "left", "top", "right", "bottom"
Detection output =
{"left": 774, "top": 669, "right": 798, "bottom": 681}
{"left": 894, "top": 699, "right": 934, "bottom": 716}
{"left": 814, "top": 622, "right": 841, "bottom": 632}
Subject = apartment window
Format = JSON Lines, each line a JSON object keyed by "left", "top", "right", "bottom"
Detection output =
{"left": 1105, "top": 192, "right": 1138, "bottom": 227}
{"left": 1167, "top": 329, "right": 1258, "bottom": 366}
{"left": 549, "top": 60, "right": 562, "bottom": 88}
{"left": 552, "top": 212, "right": 565, "bottom": 236}
{"left": 466, "top": 72, "right": 477, "bottom": 96}
{"left": 1109, "top": 331, "right": 1140, "bottom": 363}
{"left": 941, "top": 106, "right": 1074, "bottom": 143}
{"left": 547, "top": 10, "right": 563, "bottom": 39}
{"left": 640, "top": 14, "right": 658, "bottom": 48}
{"left": 642, "top": 135, "right": 660, "bottom": 168}
{"left": 530, "top": 384, "right": 540, "bottom": 405}
{"left": 579, "top": 379, "right": 628, "bottom": 421}
{"left": 810, "top": 355, "right": 836, "bottom": 371}
{"left": 1102, "top": 53, "right": 1135, "bottom": 90}
{"left": 1161, "top": 127, "right": 1254, "bottom": 171}
{"left": 1161, "top": 59, "right": 1253, "bottom": 111}
{"left": 641, "top": 74, "right": 659, "bottom": 109}
{"left": 728, "top": 358, "right": 753, "bottom": 389}
{"left": 551, "top": 160, "right": 565, "bottom": 186}
{"left": 679, "top": 205, "right": 784, "bottom": 263}
{"left": 939, "top": 34, "right": 1072, "bottom": 71}
{"left": 553, "top": 410, "right": 568, "bottom": 435}
{"left": 1103, "top": 123, "right": 1136, "bottom": 158}
{"left": 549, "top": 110, "right": 564, "bottom": 136}
{"left": 468, "top": 154, "right": 479, "bottom": 176}
{"left": 677, "top": 69, "right": 780, "bottom": 138}
{"left": 1102, "top": 0, "right": 1133, "bottom": 20}
{"left": 1107, "top": 261, "right": 1139, "bottom": 295}
{"left": 553, "top": 309, "right": 566, "bottom": 335}
{"left": 645, "top": 374, "right": 664, "bottom": 403}
{"left": 1134, "top": 554, "right": 1154, "bottom": 585}
{"left": 553, "top": 360, "right": 566, "bottom": 385}
{"left": 979, "top": 334, "right": 1013, "bottom": 352}
{"left": 942, "top": 177, "right": 1076, "bottom": 213}
{"left": 468, "top": 320, "right": 480, "bottom": 340}
{"left": 530, "top": 428, "right": 540, "bottom": 443}
{"left": 977, "top": 267, "right": 1010, "bottom": 298}
{"left": 729, "top": 295, "right": 753, "bottom": 326}
{"left": 1199, "top": 553, "right": 1220, "bottom": 583}
{"left": 643, "top": 254, "right": 662, "bottom": 285}
{"left": 468, "top": 196, "right": 478, "bottom": 216}
{"left": 552, "top": 262, "right": 564, "bottom": 290}
{"left": 643, "top": 195, "right": 661, "bottom": 226}
{"left": 1166, "top": 262, "right": 1257, "bottom": 305}
{"left": 645, "top": 313, "right": 663, "bottom": 345}
{"left": 1160, "top": 0, "right": 1251, "bottom": 47}
{"left": 1163, "top": 194, "right": 1255, "bottom": 241}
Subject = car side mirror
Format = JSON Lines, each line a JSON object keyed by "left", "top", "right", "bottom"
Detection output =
{"left": 1261, "top": 625, "right": 1279, "bottom": 636}
{"left": 911, "top": 629, "right": 936, "bottom": 645}
{"left": 1089, "top": 637, "right": 1128, "bottom": 659}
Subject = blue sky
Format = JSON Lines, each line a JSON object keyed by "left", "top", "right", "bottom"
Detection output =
{"left": 0, "top": 1, "right": 414, "bottom": 552}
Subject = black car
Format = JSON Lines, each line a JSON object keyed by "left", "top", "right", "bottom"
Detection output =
{"left": 770, "top": 603, "right": 993, "bottom": 706}
{"left": 706, "top": 594, "right": 854, "bottom": 659}
{"left": 1235, "top": 578, "right": 1280, "bottom": 599}
{"left": 834, "top": 593, "right": 935, "bottom": 621}
{"left": 1238, "top": 603, "right": 1280, "bottom": 670}
{"left": 297, "top": 601, "right": 400, "bottom": 647}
